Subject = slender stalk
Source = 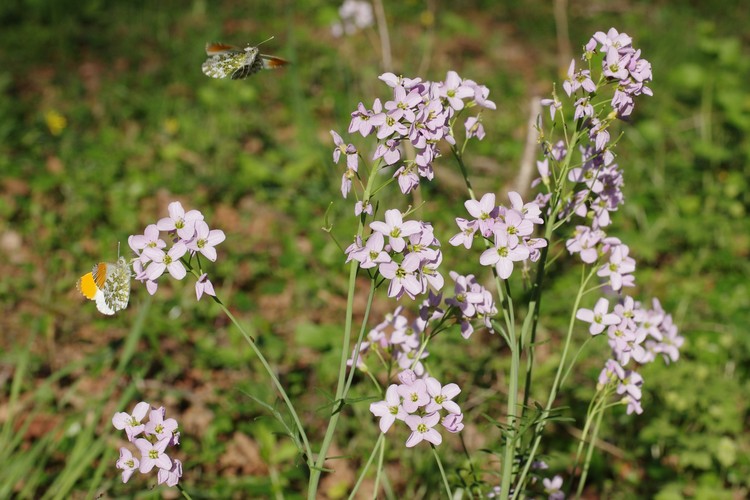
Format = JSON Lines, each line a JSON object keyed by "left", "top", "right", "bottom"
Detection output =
{"left": 432, "top": 445, "right": 452, "bottom": 498}
{"left": 499, "top": 333, "right": 520, "bottom": 498}
{"left": 576, "top": 397, "right": 606, "bottom": 498}
{"left": 511, "top": 267, "right": 597, "bottom": 499}
{"left": 308, "top": 161, "right": 381, "bottom": 498}
{"left": 349, "top": 433, "right": 385, "bottom": 500}
{"left": 214, "top": 297, "right": 313, "bottom": 462}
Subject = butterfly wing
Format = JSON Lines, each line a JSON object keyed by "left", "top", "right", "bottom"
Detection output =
{"left": 259, "top": 54, "right": 289, "bottom": 70}
{"left": 205, "top": 42, "right": 242, "bottom": 55}
{"left": 98, "top": 257, "right": 132, "bottom": 314}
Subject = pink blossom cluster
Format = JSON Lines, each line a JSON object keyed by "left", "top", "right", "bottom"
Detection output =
{"left": 578, "top": 297, "right": 684, "bottom": 414}
{"left": 369, "top": 369, "right": 463, "bottom": 448}
{"left": 112, "top": 402, "right": 182, "bottom": 486}
{"left": 347, "top": 276, "right": 498, "bottom": 376}
{"left": 583, "top": 28, "right": 653, "bottom": 118}
{"left": 330, "top": 0, "right": 374, "bottom": 37}
{"left": 449, "top": 192, "right": 547, "bottom": 280}
{"left": 335, "top": 70, "right": 495, "bottom": 197}
{"left": 346, "top": 208, "right": 443, "bottom": 300}
{"left": 347, "top": 303, "right": 436, "bottom": 376}
{"left": 128, "top": 201, "right": 225, "bottom": 300}
{"left": 567, "top": 229, "right": 635, "bottom": 292}
{"left": 444, "top": 272, "right": 497, "bottom": 339}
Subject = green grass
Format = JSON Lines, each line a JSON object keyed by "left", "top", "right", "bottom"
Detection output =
{"left": 1, "top": 0, "right": 748, "bottom": 497}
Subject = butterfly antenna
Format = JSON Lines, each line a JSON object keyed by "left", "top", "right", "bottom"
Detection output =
{"left": 256, "top": 36, "right": 275, "bottom": 47}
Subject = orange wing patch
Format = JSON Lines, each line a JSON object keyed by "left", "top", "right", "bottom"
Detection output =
{"left": 261, "top": 55, "right": 289, "bottom": 69}
{"left": 77, "top": 272, "right": 99, "bottom": 300}
{"left": 92, "top": 262, "right": 108, "bottom": 289}
{"left": 205, "top": 42, "right": 240, "bottom": 55}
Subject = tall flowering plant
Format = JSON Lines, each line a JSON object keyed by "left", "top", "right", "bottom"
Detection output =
{"left": 108, "top": 26, "right": 682, "bottom": 499}
{"left": 326, "top": 27, "right": 682, "bottom": 498}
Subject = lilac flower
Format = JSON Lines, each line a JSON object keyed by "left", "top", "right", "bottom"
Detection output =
{"left": 498, "top": 208, "right": 534, "bottom": 246}
{"left": 464, "top": 193, "right": 497, "bottom": 237}
{"left": 398, "top": 368, "right": 419, "bottom": 386}
{"left": 369, "top": 384, "right": 406, "bottom": 433}
{"left": 441, "top": 413, "right": 464, "bottom": 433}
{"left": 143, "top": 242, "right": 188, "bottom": 281}
{"left": 370, "top": 209, "right": 422, "bottom": 253}
{"left": 598, "top": 358, "right": 625, "bottom": 388}
{"left": 576, "top": 298, "right": 620, "bottom": 335}
{"left": 354, "top": 199, "right": 374, "bottom": 216}
{"left": 379, "top": 253, "right": 422, "bottom": 299}
{"left": 404, "top": 412, "right": 442, "bottom": 447}
{"left": 617, "top": 370, "right": 643, "bottom": 401}
{"left": 144, "top": 406, "right": 179, "bottom": 442}
{"left": 397, "top": 377, "right": 429, "bottom": 413}
{"left": 464, "top": 116, "right": 485, "bottom": 140}
{"left": 116, "top": 447, "right": 140, "bottom": 483}
{"left": 438, "top": 71, "right": 474, "bottom": 111}
{"left": 420, "top": 251, "right": 445, "bottom": 293}
{"left": 134, "top": 437, "right": 172, "bottom": 473}
{"left": 625, "top": 396, "right": 643, "bottom": 415}
{"left": 157, "top": 459, "right": 183, "bottom": 487}
{"left": 543, "top": 475, "right": 565, "bottom": 500}
{"left": 593, "top": 28, "right": 633, "bottom": 53}
{"left": 424, "top": 377, "right": 461, "bottom": 414}
{"left": 195, "top": 273, "right": 216, "bottom": 300}
{"left": 331, "top": 0, "right": 374, "bottom": 37}
{"left": 348, "top": 232, "right": 391, "bottom": 269}
{"left": 465, "top": 79, "right": 496, "bottom": 109}
{"left": 597, "top": 244, "right": 636, "bottom": 291}
{"left": 156, "top": 201, "right": 204, "bottom": 241}
{"left": 479, "top": 231, "right": 530, "bottom": 280}
{"left": 384, "top": 85, "right": 422, "bottom": 122}
{"left": 373, "top": 138, "right": 401, "bottom": 165}
{"left": 132, "top": 259, "right": 158, "bottom": 296}
{"left": 112, "top": 401, "right": 150, "bottom": 441}
{"left": 540, "top": 97, "right": 562, "bottom": 121}
{"left": 448, "top": 218, "right": 478, "bottom": 249}
{"left": 187, "top": 220, "right": 226, "bottom": 262}
{"left": 128, "top": 224, "right": 166, "bottom": 260}
{"left": 566, "top": 226, "right": 604, "bottom": 264}
{"left": 508, "top": 191, "right": 543, "bottom": 225}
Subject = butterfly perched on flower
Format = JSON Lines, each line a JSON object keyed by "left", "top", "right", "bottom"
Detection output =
{"left": 201, "top": 38, "right": 289, "bottom": 80}
{"left": 77, "top": 257, "right": 132, "bottom": 315}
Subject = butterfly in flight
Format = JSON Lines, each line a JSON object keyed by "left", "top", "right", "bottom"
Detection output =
{"left": 77, "top": 256, "right": 132, "bottom": 315}
{"left": 201, "top": 37, "right": 289, "bottom": 80}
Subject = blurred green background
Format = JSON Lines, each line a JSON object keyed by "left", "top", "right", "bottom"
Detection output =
{"left": 1, "top": 0, "right": 748, "bottom": 498}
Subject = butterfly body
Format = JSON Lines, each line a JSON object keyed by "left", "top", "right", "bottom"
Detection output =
{"left": 77, "top": 257, "right": 131, "bottom": 315}
{"left": 202, "top": 42, "right": 288, "bottom": 80}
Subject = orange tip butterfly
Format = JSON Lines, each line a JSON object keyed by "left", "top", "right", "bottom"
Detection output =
{"left": 77, "top": 257, "right": 132, "bottom": 315}
{"left": 201, "top": 37, "right": 289, "bottom": 80}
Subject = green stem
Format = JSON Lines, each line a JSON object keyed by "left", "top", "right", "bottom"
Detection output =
{"left": 214, "top": 297, "right": 313, "bottom": 462}
{"left": 511, "top": 266, "right": 597, "bottom": 499}
{"left": 576, "top": 395, "right": 606, "bottom": 499}
{"left": 349, "top": 433, "right": 385, "bottom": 500}
{"left": 307, "top": 160, "right": 381, "bottom": 499}
{"left": 432, "top": 445, "right": 452, "bottom": 498}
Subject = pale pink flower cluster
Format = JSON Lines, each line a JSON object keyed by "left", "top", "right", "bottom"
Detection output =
{"left": 369, "top": 369, "right": 464, "bottom": 448}
{"left": 347, "top": 303, "right": 438, "bottom": 376}
{"left": 445, "top": 272, "right": 497, "bottom": 339}
{"left": 128, "top": 201, "right": 225, "bottom": 300}
{"left": 346, "top": 209, "right": 444, "bottom": 300}
{"left": 566, "top": 229, "right": 635, "bottom": 292}
{"left": 334, "top": 70, "right": 495, "bottom": 199}
{"left": 449, "top": 192, "right": 547, "bottom": 280}
{"left": 330, "top": 0, "right": 374, "bottom": 37}
{"left": 579, "top": 297, "right": 684, "bottom": 415}
{"left": 112, "top": 402, "right": 182, "bottom": 486}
